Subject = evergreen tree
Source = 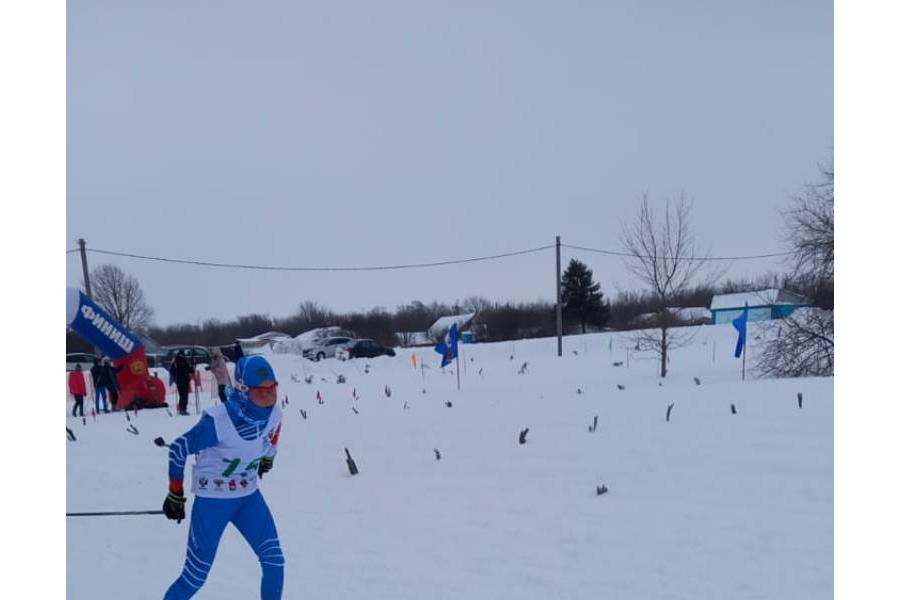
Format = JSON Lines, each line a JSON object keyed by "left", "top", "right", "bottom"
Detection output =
{"left": 561, "top": 259, "right": 610, "bottom": 333}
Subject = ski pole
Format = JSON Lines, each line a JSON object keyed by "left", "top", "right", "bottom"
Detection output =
{"left": 67, "top": 510, "right": 165, "bottom": 517}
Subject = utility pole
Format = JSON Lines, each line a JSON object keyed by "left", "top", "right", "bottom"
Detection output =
{"left": 556, "top": 235, "right": 562, "bottom": 357}
{"left": 78, "top": 238, "right": 92, "bottom": 299}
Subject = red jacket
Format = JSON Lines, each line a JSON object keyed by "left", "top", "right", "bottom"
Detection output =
{"left": 68, "top": 370, "right": 87, "bottom": 396}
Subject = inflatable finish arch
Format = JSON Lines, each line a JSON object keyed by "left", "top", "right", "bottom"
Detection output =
{"left": 66, "top": 287, "right": 167, "bottom": 410}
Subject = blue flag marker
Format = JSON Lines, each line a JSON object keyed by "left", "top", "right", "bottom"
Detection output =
{"left": 434, "top": 323, "right": 459, "bottom": 368}
{"left": 732, "top": 303, "right": 749, "bottom": 358}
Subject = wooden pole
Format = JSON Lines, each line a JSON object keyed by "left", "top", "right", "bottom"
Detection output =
{"left": 556, "top": 235, "right": 562, "bottom": 357}
{"left": 742, "top": 334, "right": 747, "bottom": 381}
{"left": 78, "top": 238, "right": 93, "bottom": 299}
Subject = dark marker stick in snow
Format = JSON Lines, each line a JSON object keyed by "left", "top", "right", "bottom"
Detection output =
{"left": 666, "top": 403, "right": 674, "bottom": 422}
{"left": 589, "top": 415, "right": 598, "bottom": 433}
{"left": 519, "top": 428, "right": 529, "bottom": 445}
{"left": 730, "top": 404, "right": 737, "bottom": 415}
{"left": 596, "top": 484, "right": 608, "bottom": 496}
{"left": 434, "top": 449, "right": 441, "bottom": 461}
{"left": 344, "top": 448, "right": 359, "bottom": 476}
{"left": 798, "top": 392, "right": 803, "bottom": 409}
{"left": 67, "top": 428, "right": 76, "bottom": 442}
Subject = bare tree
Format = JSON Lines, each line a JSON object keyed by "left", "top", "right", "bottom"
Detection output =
{"left": 619, "top": 194, "right": 711, "bottom": 377}
{"left": 783, "top": 162, "right": 834, "bottom": 284}
{"left": 295, "top": 301, "right": 333, "bottom": 329}
{"left": 757, "top": 162, "right": 835, "bottom": 377}
{"left": 755, "top": 308, "right": 834, "bottom": 377}
{"left": 89, "top": 264, "right": 155, "bottom": 333}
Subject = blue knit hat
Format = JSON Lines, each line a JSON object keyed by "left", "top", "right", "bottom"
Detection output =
{"left": 236, "top": 355, "right": 277, "bottom": 388}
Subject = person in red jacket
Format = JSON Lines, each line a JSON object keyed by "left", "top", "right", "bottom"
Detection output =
{"left": 68, "top": 363, "right": 87, "bottom": 417}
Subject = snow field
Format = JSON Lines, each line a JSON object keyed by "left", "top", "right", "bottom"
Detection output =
{"left": 67, "top": 324, "right": 832, "bottom": 599}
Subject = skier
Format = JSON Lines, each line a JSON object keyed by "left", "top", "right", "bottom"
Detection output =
{"left": 161, "top": 355, "right": 285, "bottom": 600}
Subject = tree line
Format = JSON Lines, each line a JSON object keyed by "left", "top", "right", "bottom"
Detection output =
{"left": 66, "top": 266, "right": 830, "bottom": 353}
{"left": 68, "top": 158, "right": 833, "bottom": 379}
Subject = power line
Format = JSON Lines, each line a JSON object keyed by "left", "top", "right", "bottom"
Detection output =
{"left": 82, "top": 244, "right": 556, "bottom": 272}
{"left": 66, "top": 241, "right": 792, "bottom": 273}
{"left": 562, "top": 243, "right": 792, "bottom": 262}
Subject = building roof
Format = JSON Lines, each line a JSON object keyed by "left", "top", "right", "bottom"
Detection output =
{"left": 710, "top": 289, "right": 810, "bottom": 311}
{"left": 427, "top": 313, "right": 476, "bottom": 339}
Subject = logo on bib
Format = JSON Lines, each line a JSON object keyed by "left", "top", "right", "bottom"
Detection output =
{"left": 213, "top": 479, "right": 224, "bottom": 490}
{"left": 228, "top": 479, "right": 237, "bottom": 491}
{"left": 240, "top": 479, "right": 248, "bottom": 489}
{"left": 198, "top": 477, "right": 208, "bottom": 490}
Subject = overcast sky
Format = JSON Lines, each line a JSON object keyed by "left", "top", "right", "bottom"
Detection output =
{"left": 66, "top": 1, "right": 833, "bottom": 328}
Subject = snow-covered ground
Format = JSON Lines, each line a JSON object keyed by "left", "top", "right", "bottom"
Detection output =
{"left": 66, "top": 323, "right": 833, "bottom": 599}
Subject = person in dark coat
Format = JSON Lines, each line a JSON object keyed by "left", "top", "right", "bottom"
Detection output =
{"left": 90, "top": 357, "right": 109, "bottom": 413}
{"left": 233, "top": 340, "right": 244, "bottom": 360}
{"left": 169, "top": 351, "right": 195, "bottom": 415}
{"left": 99, "top": 357, "right": 124, "bottom": 410}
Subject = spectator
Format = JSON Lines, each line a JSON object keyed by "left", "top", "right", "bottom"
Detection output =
{"left": 205, "top": 347, "right": 231, "bottom": 403}
{"left": 233, "top": 339, "right": 244, "bottom": 360}
{"left": 90, "top": 357, "right": 109, "bottom": 414}
{"left": 169, "top": 351, "right": 194, "bottom": 415}
{"left": 99, "top": 357, "right": 124, "bottom": 410}
{"left": 68, "top": 363, "right": 87, "bottom": 417}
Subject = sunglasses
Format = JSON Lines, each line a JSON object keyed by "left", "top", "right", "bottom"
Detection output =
{"left": 250, "top": 382, "right": 278, "bottom": 392}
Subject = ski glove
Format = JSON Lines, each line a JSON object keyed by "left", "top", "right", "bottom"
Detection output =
{"left": 258, "top": 456, "right": 274, "bottom": 478}
{"left": 163, "top": 489, "right": 186, "bottom": 523}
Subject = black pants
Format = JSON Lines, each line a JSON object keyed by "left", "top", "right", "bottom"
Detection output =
{"left": 217, "top": 384, "right": 227, "bottom": 403}
{"left": 72, "top": 394, "right": 84, "bottom": 417}
{"left": 177, "top": 384, "right": 190, "bottom": 413}
{"left": 108, "top": 387, "right": 119, "bottom": 409}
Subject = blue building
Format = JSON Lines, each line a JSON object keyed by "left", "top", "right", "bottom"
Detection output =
{"left": 709, "top": 289, "right": 810, "bottom": 325}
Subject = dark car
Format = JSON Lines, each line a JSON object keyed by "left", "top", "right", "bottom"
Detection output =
{"left": 163, "top": 345, "right": 212, "bottom": 367}
{"left": 341, "top": 339, "right": 396, "bottom": 360}
{"left": 66, "top": 352, "right": 96, "bottom": 372}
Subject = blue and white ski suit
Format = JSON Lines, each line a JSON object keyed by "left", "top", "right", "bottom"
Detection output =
{"left": 163, "top": 390, "right": 284, "bottom": 600}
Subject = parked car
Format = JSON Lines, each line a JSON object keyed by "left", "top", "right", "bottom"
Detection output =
{"left": 163, "top": 345, "right": 212, "bottom": 367}
{"left": 337, "top": 339, "right": 396, "bottom": 360}
{"left": 303, "top": 337, "right": 353, "bottom": 361}
{"left": 145, "top": 353, "right": 167, "bottom": 368}
{"left": 66, "top": 352, "right": 96, "bottom": 372}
